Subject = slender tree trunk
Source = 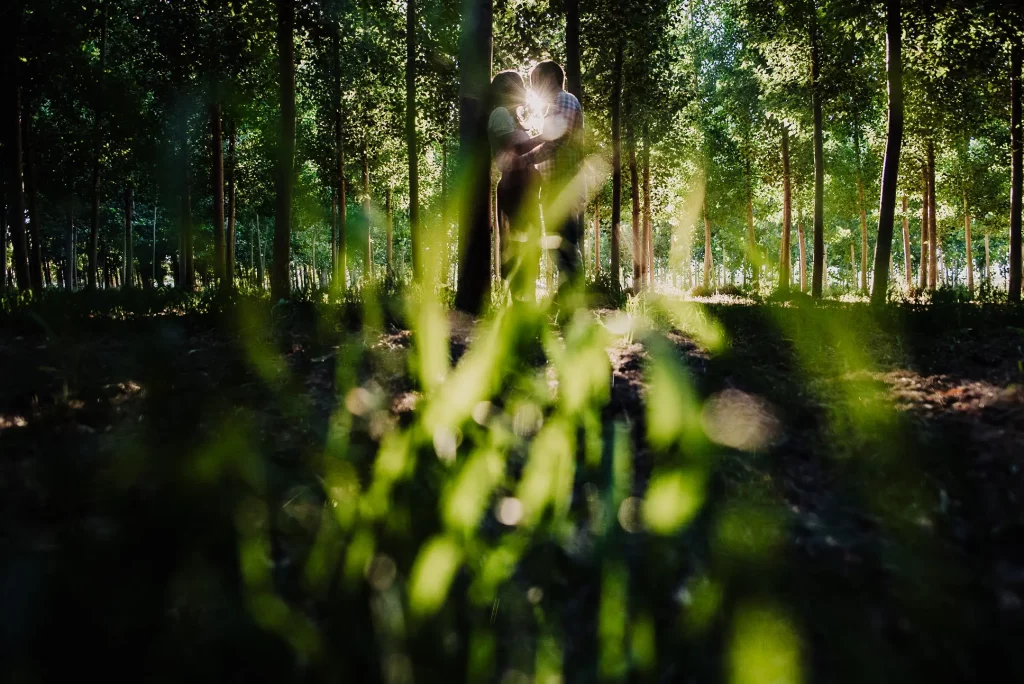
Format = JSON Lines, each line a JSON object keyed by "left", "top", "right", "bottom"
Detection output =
{"left": 23, "top": 101, "right": 42, "bottom": 292}
{"left": 406, "top": 0, "right": 421, "bottom": 280}
{"left": 629, "top": 125, "right": 641, "bottom": 290}
{"left": 643, "top": 128, "right": 653, "bottom": 289}
{"left": 985, "top": 233, "right": 991, "bottom": 284}
{"left": 780, "top": 125, "right": 792, "bottom": 293}
{"left": 181, "top": 130, "right": 194, "bottom": 290}
{"left": 1, "top": 203, "right": 7, "bottom": 295}
{"left": 331, "top": 190, "right": 338, "bottom": 282}
{"left": 152, "top": 199, "right": 158, "bottom": 286}
{"left": 64, "top": 208, "right": 74, "bottom": 291}
{"left": 454, "top": 0, "right": 493, "bottom": 314}
{"left": 227, "top": 119, "right": 236, "bottom": 287}
{"left": 123, "top": 185, "right": 133, "bottom": 287}
{"left": 810, "top": 7, "right": 824, "bottom": 298}
{"left": 492, "top": 183, "right": 499, "bottom": 280}
{"left": 965, "top": 191, "right": 974, "bottom": 291}
{"left": 88, "top": 1, "right": 109, "bottom": 290}
{"left": 869, "top": 0, "right": 904, "bottom": 303}
{"left": 746, "top": 155, "right": 757, "bottom": 290}
{"left": 1010, "top": 38, "right": 1022, "bottom": 301}
{"left": 211, "top": 104, "right": 224, "bottom": 282}
{"left": 798, "top": 214, "right": 807, "bottom": 292}
{"left": 902, "top": 194, "right": 912, "bottom": 288}
{"left": 255, "top": 215, "right": 264, "bottom": 290}
{"left": 919, "top": 164, "right": 928, "bottom": 289}
{"left": 333, "top": 18, "right": 347, "bottom": 288}
{"left": 7, "top": 87, "right": 30, "bottom": 291}
{"left": 610, "top": 40, "right": 623, "bottom": 288}
{"left": 386, "top": 186, "right": 394, "bottom": 275}
{"left": 854, "top": 123, "right": 868, "bottom": 291}
{"left": 272, "top": 0, "right": 295, "bottom": 301}
{"left": 703, "top": 201, "right": 712, "bottom": 289}
{"left": 927, "top": 140, "right": 938, "bottom": 290}
{"left": 362, "top": 145, "right": 371, "bottom": 282}
{"left": 593, "top": 195, "right": 600, "bottom": 276}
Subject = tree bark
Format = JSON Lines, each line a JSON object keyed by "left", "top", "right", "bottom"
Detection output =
{"left": 362, "top": 145, "right": 371, "bottom": 282}
{"left": 798, "top": 213, "right": 806, "bottom": 292}
{"left": 454, "top": 0, "right": 493, "bottom": 314}
{"left": 152, "top": 199, "right": 158, "bottom": 287}
{"left": 902, "top": 194, "right": 912, "bottom": 288}
{"left": 610, "top": 40, "right": 623, "bottom": 288}
{"left": 703, "top": 200, "right": 712, "bottom": 289}
{"left": 65, "top": 208, "right": 74, "bottom": 291}
{"left": 272, "top": 0, "right": 295, "bottom": 301}
{"left": 746, "top": 155, "right": 757, "bottom": 289}
{"left": 927, "top": 140, "right": 937, "bottom": 290}
{"left": 643, "top": 128, "right": 653, "bottom": 289}
{"left": 7, "top": 86, "right": 30, "bottom": 291}
{"left": 406, "top": 0, "right": 421, "bottom": 280}
{"left": 854, "top": 124, "right": 868, "bottom": 291}
{"left": 181, "top": 129, "right": 194, "bottom": 290}
{"left": 810, "top": 6, "right": 824, "bottom": 298}
{"left": 333, "top": 16, "right": 347, "bottom": 288}
{"left": 227, "top": 120, "right": 236, "bottom": 287}
{"left": 22, "top": 101, "right": 42, "bottom": 292}
{"left": 629, "top": 124, "right": 641, "bottom": 290}
{"left": 593, "top": 195, "right": 600, "bottom": 276}
{"left": 919, "top": 163, "right": 928, "bottom": 289}
{"left": 1010, "top": 37, "right": 1022, "bottom": 301}
{"left": 256, "top": 215, "right": 264, "bottom": 290}
{"left": 386, "top": 186, "right": 394, "bottom": 275}
{"left": 124, "top": 185, "right": 133, "bottom": 287}
{"left": 565, "top": 0, "right": 582, "bottom": 103}
{"left": 869, "top": 0, "right": 903, "bottom": 304}
{"left": 965, "top": 191, "right": 974, "bottom": 291}
{"left": 985, "top": 233, "right": 991, "bottom": 284}
{"left": 779, "top": 125, "right": 792, "bottom": 294}
{"left": 211, "top": 104, "right": 224, "bottom": 282}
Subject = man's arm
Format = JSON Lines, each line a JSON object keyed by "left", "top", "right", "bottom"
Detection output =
{"left": 522, "top": 94, "right": 579, "bottom": 166}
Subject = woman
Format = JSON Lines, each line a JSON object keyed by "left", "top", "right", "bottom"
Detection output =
{"left": 488, "top": 70, "right": 541, "bottom": 301}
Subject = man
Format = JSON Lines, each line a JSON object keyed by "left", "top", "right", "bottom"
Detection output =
{"left": 523, "top": 60, "right": 585, "bottom": 299}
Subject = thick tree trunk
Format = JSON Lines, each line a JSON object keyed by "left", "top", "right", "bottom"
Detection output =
{"left": 965, "top": 192, "right": 974, "bottom": 291}
{"left": 212, "top": 104, "right": 224, "bottom": 282}
{"left": 1010, "top": 38, "right": 1022, "bottom": 301}
{"left": 610, "top": 41, "right": 623, "bottom": 288}
{"left": 406, "top": 0, "right": 420, "bottom": 280}
{"left": 810, "top": 7, "right": 824, "bottom": 298}
{"left": 869, "top": 0, "right": 904, "bottom": 304}
{"left": 629, "top": 126, "right": 641, "bottom": 290}
{"left": 927, "top": 140, "right": 938, "bottom": 290}
{"left": 124, "top": 186, "right": 133, "bottom": 287}
{"left": 643, "top": 129, "right": 652, "bottom": 289}
{"left": 454, "top": 0, "right": 493, "bottom": 314}
{"left": 565, "top": 0, "right": 582, "bottom": 103}
{"left": 779, "top": 125, "right": 792, "bottom": 293}
{"left": 227, "top": 120, "right": 236, "bottom": 287}
{"left": 703, "top": 201, "right": 712, "bottom": 289}
{"left": 272, "top": 0, "right": 295, "bottom": 301}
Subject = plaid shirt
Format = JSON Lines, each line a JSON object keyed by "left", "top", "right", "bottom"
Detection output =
{"left": 524, "top": 90, "right": 584, "bottom": 186}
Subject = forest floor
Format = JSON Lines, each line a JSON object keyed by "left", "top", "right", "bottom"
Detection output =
{"left": 2, "top": 296, "right": 1024, "bottom": 682}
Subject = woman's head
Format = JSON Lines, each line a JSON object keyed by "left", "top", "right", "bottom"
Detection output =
{"left": 491, "top": 70, "right": 528, "bottom": 110}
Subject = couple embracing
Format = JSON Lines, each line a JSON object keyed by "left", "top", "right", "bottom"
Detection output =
{"left": 487, "top": 61, "right": 585, "bottom": 305}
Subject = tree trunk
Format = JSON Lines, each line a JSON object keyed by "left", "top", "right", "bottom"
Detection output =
{"left": 88, "top": 1, "right": 109, "bottom": 290}
{"left": 362, "top": 145, "right": 371, "bottom": 282}
{"left": 565, "top": 0, "right": 582, "bottom": 103}
{"left": 919, "top": 164, "right": 928, "bottom": 289}
{"left": 593, "top": 195, "right": 600, "bottom": 276}
{"left": 643, "top": 128, "right": 653, "bottom": 289}
{"left": 854, "top": 123, "right": 868, "bottom": 291}
{"left": 810, "top": 7, "right": 824, "bottom": 298}
{"left": 227, "top": 119, "right": 237, "bottom": 287}
{"left": 454, "top": 0, "right": 493, "bottom": 314}
{"left": 703, "top": 200, "right": 712, "bottom": 289}
{"left": 124, "top": 185, "right": 133, "bottom": 287}
{"left": 386, "top": 186, "right": 394, "bottom": 275}
{"left": 406, "top": 0, "right": 421, "bottom": 280}
{"left": 746, "top": 155, "right": 757, "bottom": 289}
{"left": 333, "top": 16, "right": 347, "bottom": 288}
{"left": 901, "top": 194, "right": 911, "bottom": 288}
{"left": 610, "top": 40, "right": 623, "bottom": 288}
{"left": 985, "top": 233, "right": 991, "bottom": 284}
{"left": 779, "top": 125, "right": 792, "bottom": 293}
{"left": 798, "top": 214, "right": 807, "bottom": 292}
{"left": 22, "top": 101, "right": 42, "bottom": 292}
{"left": 64, "top": 208, "right": 74, "bottom": 291}
{"left": 181, "top": 130, "right": 194, "bottom": 290}
{"left": 152, "top": 199, "right": 158, "bottom": 287}
{"left": 927, "top": 140, "right": 937, "bottom": 290}
{"left": 211, "top": 104, "right": 224, "bottom": 282}
{"left": 7, "top": 86, "right": 30, "bottom": 291}
{"left": 629, "top": 124, "right": 641, "bottom": 290}
{"left": 1010, "top": 37, "right": 1022, "bottom": 301}
{"left": 255, "top": 215, "right": 264, "bottom": 290}
{"left": 869, "top": 0, "right": 904, "bottom": 304}
{"left": 272, "top": 0, "right": 295, "bottom": 301}
{"left": 965, "top": 191, "right": 974, "bottom": 291}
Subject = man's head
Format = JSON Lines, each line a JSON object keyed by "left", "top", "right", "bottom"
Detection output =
{"left": 530, "top": 61, "right": 565, "bottom": 101}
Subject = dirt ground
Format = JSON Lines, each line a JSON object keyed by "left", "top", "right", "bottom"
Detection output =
{"left": 2, "top": 301, "right": 1023, "bottom": 682}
